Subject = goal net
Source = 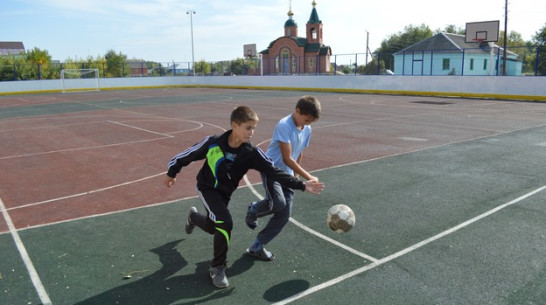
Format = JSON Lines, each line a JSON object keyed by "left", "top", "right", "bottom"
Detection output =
{"left": 60, "top": 69, "right": 100, "bottom": 93}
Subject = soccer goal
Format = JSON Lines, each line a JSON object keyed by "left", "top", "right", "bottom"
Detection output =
{"left": 60, "top": 69, "right": 100, "bottom": 93}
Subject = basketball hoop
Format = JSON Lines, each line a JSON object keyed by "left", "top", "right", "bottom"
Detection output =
{"left": 465, "top": 20, "right": 500, "bottom": 43}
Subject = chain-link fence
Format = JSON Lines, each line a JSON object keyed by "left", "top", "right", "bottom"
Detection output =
{"left": 1, "top": 46, "right": 544, "bottom": 81}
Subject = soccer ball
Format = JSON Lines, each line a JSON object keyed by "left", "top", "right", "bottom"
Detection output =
{"left": 326, "top": 204, "right": 355, "bottom": 233}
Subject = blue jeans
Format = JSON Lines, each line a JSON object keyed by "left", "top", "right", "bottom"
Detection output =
{"left": 251, "top": 173, "right": 295, "bottom": 245}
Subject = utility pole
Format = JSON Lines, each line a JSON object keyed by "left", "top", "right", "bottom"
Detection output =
{"left": 187, "top": 10, "right": 196, "bottom": 76}
{"left": 366, "top": 31, "right": 369, "bottom": 65}
{"left": 502, "top": 0, "right": 508, "bottom": 76}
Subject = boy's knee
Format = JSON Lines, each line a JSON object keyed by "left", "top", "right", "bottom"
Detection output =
{"left": 270, "top": 198, "right": 287, "bottom": 213}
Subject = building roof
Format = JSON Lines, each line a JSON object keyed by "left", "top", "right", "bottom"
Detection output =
{"left": 307, "top": 1, "right": 321, "bottom": 24}
{"left": 0, "top": 41, "right": 25, "bottom": 56}
{"left": 394, "top": 33, "right": 516, "bottom": 57}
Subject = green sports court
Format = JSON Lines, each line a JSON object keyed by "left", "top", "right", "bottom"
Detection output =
{"left": 1, "top": 88, "right": 545, "bottom": 304}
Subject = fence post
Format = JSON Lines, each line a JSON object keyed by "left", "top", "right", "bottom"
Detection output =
{"left": 354, "top": 54, "right": 358, "bottom": 75}
{"left": 333, "top": 55, "right": 337, "bottom": 75}
{"left": 377, "top": 52, "right": 381, "bottom": 75}
{"left": 535, "top": 46, "right": 540, "bottom": 76}
{"left": 461, "top": 49, "right": 465, "bottom": 76}
{"left": 430, "top": 51, "right": 434, "bottom": 75}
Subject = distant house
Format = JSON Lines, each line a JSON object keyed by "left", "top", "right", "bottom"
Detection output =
{"left": 163, "top": 64, "right": 190, "bottom": 75}
{"left": 126, "top": 60, "right": 148, "bottom": 77}
{"left": 393, "top": 33, "right": 521, "bottom": 76}
{"left": 0, "top": 41, "right": 25, "bottom": 56}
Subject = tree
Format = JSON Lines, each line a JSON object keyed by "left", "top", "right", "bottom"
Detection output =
{"left": 228, "top": 58, "right": 245, "bottom": 75}
{"left": 194, "top": 59, "right": 210, "bottom": 75}
{"left": 435, "top": 25, "right": 465, "bottom": 35}
{"left": 104, "top": 49, "right": 129, "bottom": 77}
{"left": 0, "top": 55, "right": 18, "bottom": 81}
{"left": 375, "top": 24, "right": 433, "bottom": 70}
{"left": 357, "top": 57, "right": 386, "bottom": 75}
{"left": 25, "top": 47, "right": 56, "bottom": 79}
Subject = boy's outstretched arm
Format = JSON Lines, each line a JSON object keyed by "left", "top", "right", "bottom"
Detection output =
{"left": 280, "top": 142, "right": 318, "bottom": 181}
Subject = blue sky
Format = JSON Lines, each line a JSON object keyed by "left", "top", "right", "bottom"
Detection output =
{"left": 1, "top": 0, "right": 544, "bottom": 63}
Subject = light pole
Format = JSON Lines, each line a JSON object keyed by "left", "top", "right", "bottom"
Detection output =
{"left": 186, "top": 10, "right": 196, "bottom": 76}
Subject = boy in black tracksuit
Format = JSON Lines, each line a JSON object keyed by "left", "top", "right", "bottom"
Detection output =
{"left": 164, "top": 105, "right": 324, "bottom": 288}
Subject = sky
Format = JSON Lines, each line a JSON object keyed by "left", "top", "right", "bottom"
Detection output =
{"left": 1, "top": 0, "right": 545, "bottom": 63}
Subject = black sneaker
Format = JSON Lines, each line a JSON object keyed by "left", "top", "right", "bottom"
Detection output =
{"left": 209, "top": 264, "right": 229, "bottom": 288}
{"left": 185, "top": 207, "right": 198, "bottom": 234}
{"left": 245, "top": 202, "right": 258, "bottom": 230}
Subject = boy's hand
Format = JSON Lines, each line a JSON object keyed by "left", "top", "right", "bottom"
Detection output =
{"left": 303, "top": 180, "right": 325, "bottom": 194}
{"left": 308, "top": 175, "right": 319, "bottom": 182}
{"left": 164, "top": 175, "right": 176, "bottom": 187}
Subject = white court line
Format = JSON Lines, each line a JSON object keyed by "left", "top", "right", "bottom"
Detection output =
{"left": 107, "top": 120, "right": 174, "bottom": 138}
{"left": 8, "top": 172, "right": 166, "bottom": 211}
{"left": 0, "top": 137, "right": 171, "bottom": 161}
{"left": 243, "top": 175, "right": 379, "bottom": 264}
{"left": 272, "top": 184, "right": 546, "bottom": 305}
{"left": 0, "top": 197, "right": 52, "bottom": 305}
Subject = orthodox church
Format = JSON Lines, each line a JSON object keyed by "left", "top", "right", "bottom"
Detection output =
{"left": 260, "top": 1, "right": 332, "bottom": 75}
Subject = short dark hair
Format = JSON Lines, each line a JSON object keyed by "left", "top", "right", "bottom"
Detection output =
{"left": 296, "top": 96, "right": 321, "bottom": 120}
{"left": 230, "top": 105, "right": 259, "bottom": 124}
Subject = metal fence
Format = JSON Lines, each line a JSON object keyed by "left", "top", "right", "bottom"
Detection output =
{"left": 0, "top": 45, "right": 544, "bottom": 81}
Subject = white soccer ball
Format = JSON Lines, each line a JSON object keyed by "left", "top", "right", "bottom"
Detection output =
{"left": 326, "top": 204, "right": 355, "bottom": 233}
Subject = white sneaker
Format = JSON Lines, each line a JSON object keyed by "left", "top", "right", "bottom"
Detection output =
{"left": 209, "top": 265, "right": 229, "bottom": 288}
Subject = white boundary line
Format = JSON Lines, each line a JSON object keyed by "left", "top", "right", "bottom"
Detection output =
{"left": 107, "top": 120, "right": 174, "bottom": 138}
{"left": 8, "top": 172, "right": 165, "bottom": 211}
{"left": 272, "top": 184, "right": 546, "bottom": 305}
{"left": 243, "top": 175, "right": 379, "bottom": 264}
{"left": 0, "top": 196, "right": 52, "bottom": 305}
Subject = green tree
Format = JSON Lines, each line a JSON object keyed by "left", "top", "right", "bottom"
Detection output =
{"left": 194, "top": 59, "right": 211, "bottom": 75}
{"left": 375, "top": 24, "right": 433, "bottom": 70}
{"left": 104, "top": 49, "right": 129, "bottom": 77}
{"left": 357, "top": 58, "right": 386, "bottom": 75}
{"left": 25, "top": 47, "right": 54, "bottom": 79}
{"left": 498, "top": 30, "right": 526, "bottom": 48}
{"left": 228, "top": 58, "right": 245, "bottom": 75}
{"left": 435, "top": 24, "right": 465, "bottom": 35}
{"left": 0, "top": 55, "right": 18, "bottom": 81}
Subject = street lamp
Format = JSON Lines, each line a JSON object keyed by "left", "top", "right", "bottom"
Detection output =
{"left": 186, "top": 10, "right": 196, "bottom": 76}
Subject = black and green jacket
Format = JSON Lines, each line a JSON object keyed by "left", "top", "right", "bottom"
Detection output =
{"left": 167, "top": 130, "right": 306, "bottom": 199}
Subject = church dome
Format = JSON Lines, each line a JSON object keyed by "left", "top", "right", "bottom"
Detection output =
{"left": 284, "top": 9, "right": 297, "bottom": 27}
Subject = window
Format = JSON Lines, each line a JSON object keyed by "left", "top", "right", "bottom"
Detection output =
{"left": 282, "top": 50, "right": 289, "bottom": 74}
{"left": 442, "top": 58, "right": 450, "bottom": 70}
{"left": 311, "top": 28, "right": 317, "bottom": 40}
{"left": 309, "top": 57, "right": 314, "bottom": 70}
{"left": 292, "top": 55, "right": 297, "bottom": 73}
{"left": 275, "top": 55, "right": 279, "bottom": 73}
{"left": 483, "top": 59, "right": 488, "bottom": 70}
{"left": 470, "top": 58, "right": 474, "bottom": 70}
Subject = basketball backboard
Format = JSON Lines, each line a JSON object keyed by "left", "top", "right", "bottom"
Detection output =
{"left": 243, "top": 44, "right": 257, "bottom": 58}
{"left": 465, "top": 20, "right": 500, "bottom": 43}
